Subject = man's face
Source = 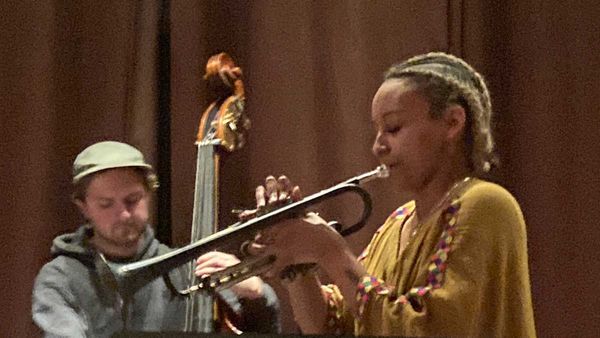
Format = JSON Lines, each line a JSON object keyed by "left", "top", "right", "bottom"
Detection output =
{"left": 371, "top": 78, "right": 449, "bottom": 192}
{"left": 76, "top": 168, "right": 149, "bottom": 254}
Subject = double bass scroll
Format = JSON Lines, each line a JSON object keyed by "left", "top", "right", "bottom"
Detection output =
{"left": 197, "top": 52, "right": 250, "bottom": 151}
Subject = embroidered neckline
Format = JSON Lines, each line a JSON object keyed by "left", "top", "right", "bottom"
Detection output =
{"left": 396, "top": 177, "right": 471, "bottom": 259}
{"left": 399, "top": 200, "right": 462, "bottom": 303}
{"left": 409, "top": 177, "right": 472, "bottom": 230}
{"left": 355, "top": 198, "right": 464, "bottom": 317}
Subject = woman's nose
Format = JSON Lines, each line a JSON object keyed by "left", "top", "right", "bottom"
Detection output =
{"left": 372, "top": 138, "right": 390, "bottom": 157}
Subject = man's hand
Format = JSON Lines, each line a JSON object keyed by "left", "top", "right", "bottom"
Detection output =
{"left": 195, "top": 251, "right": 264, "bottom": 299}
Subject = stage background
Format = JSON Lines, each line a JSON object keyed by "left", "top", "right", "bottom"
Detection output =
{"left": 1, "top": 0, "right": 598, "bottom": 336}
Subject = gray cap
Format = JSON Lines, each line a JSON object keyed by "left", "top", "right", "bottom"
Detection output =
{"left": 72, "top": 141, "right": 153, "bottom": 183}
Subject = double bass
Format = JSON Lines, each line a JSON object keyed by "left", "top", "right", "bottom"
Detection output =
{"left": 184, "top": 52, "right": 250, "bottom": 333}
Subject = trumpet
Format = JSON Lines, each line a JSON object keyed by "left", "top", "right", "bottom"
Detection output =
{"left": 114, "top": 165, "right": 389, "bottom": 294}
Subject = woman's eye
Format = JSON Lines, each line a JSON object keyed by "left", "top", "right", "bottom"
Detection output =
{"left": 386, "top": 126, "right": 401, "bottom": 134}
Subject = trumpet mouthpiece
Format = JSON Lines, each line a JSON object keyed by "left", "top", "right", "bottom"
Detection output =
{"left": 376, "top": 165, "right": 390, "bottom": 179}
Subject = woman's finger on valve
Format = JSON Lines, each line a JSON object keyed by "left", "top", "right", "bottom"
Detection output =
{"left": 277, "top": 175, "right": 291, "bottom": 201}
{"left": 255, "top": 185, "right": 267, "bottom": 208}
{"left": 290, "top": 185, "right": 302, "bottom": 201}
{"left": 265, "top": 175, "right": 278, "bottom": 204}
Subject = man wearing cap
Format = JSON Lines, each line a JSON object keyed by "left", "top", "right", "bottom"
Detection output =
{"left": 32, "top": 141, "right": 280, "bottom": 336}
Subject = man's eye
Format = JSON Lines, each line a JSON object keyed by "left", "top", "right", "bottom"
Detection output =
{"left": 99, "top": 202, "right": 113, "bottom": 209}
{"left": 126, "top": 196, "right": 142, "bottom": 206}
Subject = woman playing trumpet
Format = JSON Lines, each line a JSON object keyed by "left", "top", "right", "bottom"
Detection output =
{"left": 250, "top": 52, "right": 536, "bottom": 337}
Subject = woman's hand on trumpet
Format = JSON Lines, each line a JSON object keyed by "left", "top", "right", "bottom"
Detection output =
{"left": 239, "top": 174, "right": 373, "bottom": 324}
{"left": 195, "top": 251, "right": 265, "bottom": 299}
{"left": 237, "top": 175, "right": 302, "bottom": 221}
{"left": 243, "top": 175, "right": 361, "bottom": 281}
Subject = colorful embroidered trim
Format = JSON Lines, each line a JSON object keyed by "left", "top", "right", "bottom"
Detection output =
{"left": 400, "top": 200, "right": 461, "bottom": 304}
{"left": 323, "top": 284, "right": 346, "bottom": 334}
{"left": 354, "top": 200, "right": 462, "bottom": 316}
{"left": 391, "top": 205, "right": 413, "bottom": 219}
{"left": 357, "top": 204, "right": 414, "bottom": 262}
{"left": 356, "top": 275, "right": 390, "bottom": 317}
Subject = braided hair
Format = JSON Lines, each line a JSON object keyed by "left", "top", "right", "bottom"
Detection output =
{"left": 385, "top": 52, "right": 496, "bottom": 175}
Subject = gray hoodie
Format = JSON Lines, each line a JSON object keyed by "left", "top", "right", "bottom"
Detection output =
{"left": 32, "top": 225, "right": 280, "bottom": 337}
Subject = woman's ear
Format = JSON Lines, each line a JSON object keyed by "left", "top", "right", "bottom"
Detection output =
{"left": 443, "top": 104, "right": 466, "bottom": 141}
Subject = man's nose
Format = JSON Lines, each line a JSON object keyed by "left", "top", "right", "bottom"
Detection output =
{"left": 118, "top": 205, "right": 132, "bottom": 220}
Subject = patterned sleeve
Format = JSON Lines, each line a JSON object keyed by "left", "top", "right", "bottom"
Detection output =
{"left": 322, "top": 283, "right": 354, "bottom": 334}
{"left": 320, "top": 205, "right": 412, "bottom": 335}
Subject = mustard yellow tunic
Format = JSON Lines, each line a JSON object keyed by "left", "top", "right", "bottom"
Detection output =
{"left": 326, "top": 179, "right": 536, "bottom": 337}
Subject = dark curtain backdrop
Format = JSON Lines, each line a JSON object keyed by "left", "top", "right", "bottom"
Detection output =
{"left": 1, "top": 1, "right": 598, "bottom": 336}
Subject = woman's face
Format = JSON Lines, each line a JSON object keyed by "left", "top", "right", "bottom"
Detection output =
{"left": 371, "top": 78, "right": 450, "bottom": 192}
